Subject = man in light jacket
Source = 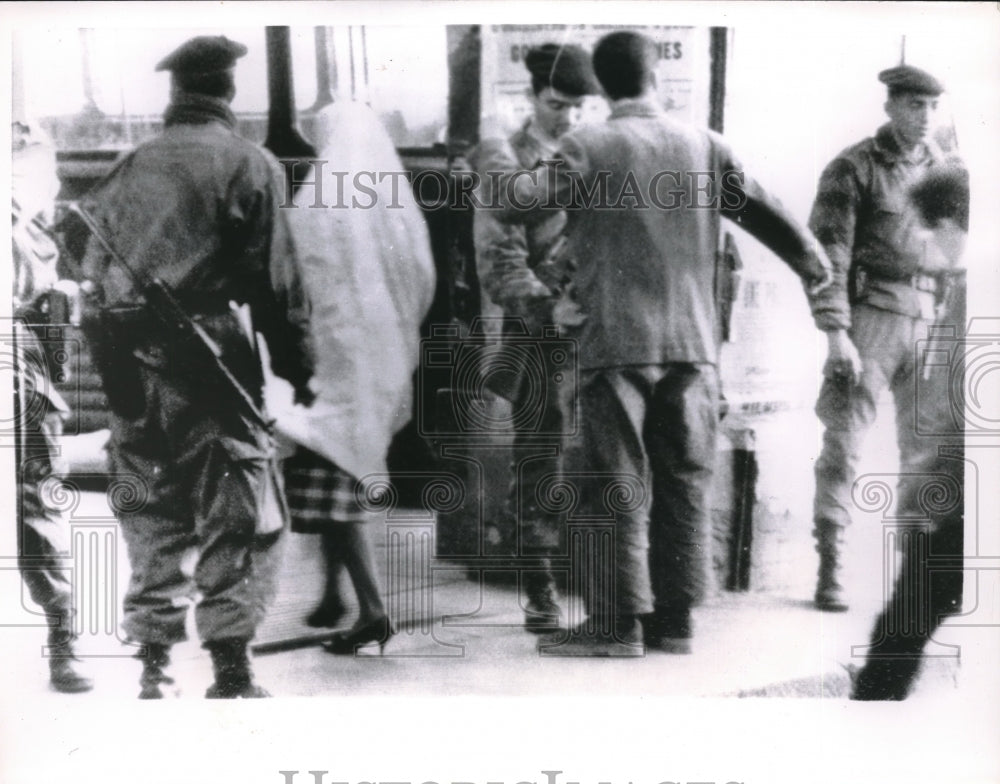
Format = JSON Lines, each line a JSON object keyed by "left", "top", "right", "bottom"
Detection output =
{"left": 490, "top": 31, "right": 837, "bottom": 654}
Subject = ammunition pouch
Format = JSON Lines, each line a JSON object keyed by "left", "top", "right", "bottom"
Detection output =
{"left": 16, "top": 289, "right": 73, "bottom": 385}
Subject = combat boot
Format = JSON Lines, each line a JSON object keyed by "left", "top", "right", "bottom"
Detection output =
{"left": 538, "top": 614, "right": 644, "bottom": 657}
{"left": 522, "top": 561, "right": 562, "bottom": 634}
{"left": 136, "top": 643, "right": 177, "bottom": 699}
{"left": 815, "top": 526, "right": 849, "bottom": 612}
{"left": 205, "top": 638, "right": 270, "bottom": 699}
{"left": 643, "top": 607, "right": 694, "bottom": 655}
{"left": 47, "top": 624, "right": 93, "bottom": 694}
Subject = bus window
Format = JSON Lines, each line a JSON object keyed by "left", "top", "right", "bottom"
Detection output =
{"left": 290, "top": 26, "right": 449, "bottom": 150}
{"left": 14, "top": 28, "right": 269, "bottom": 150}
{"left": 14, "top": 26, "right": 450, "bottom": 154}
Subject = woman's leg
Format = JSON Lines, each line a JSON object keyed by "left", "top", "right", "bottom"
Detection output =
{"left": 340, "top": 522, "right": 387, "bottom": 624}
{"left": 306, "top": 531, "right": 347, "bottom": 627}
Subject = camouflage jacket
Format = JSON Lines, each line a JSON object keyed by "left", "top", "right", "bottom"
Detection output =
{"left": 808, "top": 123, "right": 964, "bottom": 323}
{"left": 81, "top": 92, "right": 313, "bottom": 390}
{"left": 471, "top": 120, "right": 574, "bottom": 318}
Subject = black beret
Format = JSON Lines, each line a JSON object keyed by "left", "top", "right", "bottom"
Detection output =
{"left": 525, "top": 43, "right": 600, "bottom": 96}
{"left": 878, "top": 64, "right": 944, "bottom": 96}
{"left": 155, "top": 35, "right": 248, "bottom": 74}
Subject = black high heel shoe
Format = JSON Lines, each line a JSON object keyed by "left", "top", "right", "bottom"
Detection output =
{"left": 322, "top": 616, "right": 396, "bottom": 655}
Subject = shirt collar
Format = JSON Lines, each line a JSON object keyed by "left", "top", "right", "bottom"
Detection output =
{"left": 522, "top": 118, "right": 559, "bottom": 157}
{"left": 609, "top": 97, "right": 664, "bottom": 120}
{"left": 163, "top": 92, "right": 237, "bottom": 130}
{"left": 874, "top": 123, "right": 940, "bottom": 165}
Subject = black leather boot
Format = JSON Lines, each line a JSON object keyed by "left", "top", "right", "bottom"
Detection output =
{"left": 643, "top": 607, "right": 693, "bottom": 654}
{"left": 136, "top": 643, "right": 176, "bottom": 699}
{"left": 205, "top": 638, "right": 270, "bottom": 699}
{"left": 522, "top": 561, "right": 561, "bottom": 634}
{"left": 47, "top": 624, "right": 93, "bottom": 694}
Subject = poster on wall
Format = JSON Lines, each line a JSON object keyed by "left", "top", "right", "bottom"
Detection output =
{"left": 480, "top": 24, "right": 712, "bottom": 133}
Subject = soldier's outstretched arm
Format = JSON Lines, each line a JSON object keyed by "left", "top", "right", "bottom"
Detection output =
{"left": 714, "top": 135, "right": 853, "bottom": 337}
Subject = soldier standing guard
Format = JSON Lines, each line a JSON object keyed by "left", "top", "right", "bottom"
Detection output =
{"left": 808, "top": 64, "right": 965, "bottom": 612}
{"left": 12, "top": 118, "right": 94, "bottom": 693}
{"left": 470, "top": 44, "right": 599, "bottom": 633}
{"left": 80, "top": 36, "right": 314, "bottom": 698}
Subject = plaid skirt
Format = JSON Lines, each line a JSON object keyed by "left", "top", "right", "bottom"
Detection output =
{"left": 282, "top": 447, "right": 369, "bottom": 532}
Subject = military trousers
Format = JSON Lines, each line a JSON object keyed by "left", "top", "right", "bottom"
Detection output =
{"left": 814, "top": 304, "right": 934, "bottom": 535}
{"left": 502, "top": 337, "right": 576, "bottom": 556}
{"left": 109, "top": 361, "right": 285, "bottom": 646}
{"left": 576, "top": 364, "right": 718, "bottom": 621}
{"left": 854, "top": 284, "right": 966, "bottom": 698}
{"left": 18, "top": 410, "right": 74, "bottom": 625}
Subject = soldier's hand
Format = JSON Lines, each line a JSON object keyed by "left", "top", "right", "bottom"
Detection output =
{"left": 503, "top": 287, "right": 553, "bottom": 334}
{"left": 824, "top": 329, "right": 863, "bottom": 385}
{"left": 552, "top": 298, "right": 587, "bottom": 328}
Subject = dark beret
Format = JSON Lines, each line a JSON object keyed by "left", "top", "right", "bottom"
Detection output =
{"left": 155, "top": 35, "right": 248, "bottom": 74}
{"left": 525, "top": 43, "right": 600, "bottom": 96}
{"left": 878, "top": 64, "right": 944, "bottom": 96}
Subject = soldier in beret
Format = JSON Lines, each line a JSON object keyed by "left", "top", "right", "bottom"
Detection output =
{"left": 807, "top": 63, "right": 967, "bottom": 612}
{"left": 469, "top": 43, "right": 599, "bottom": 633}
{"left": 80, "top": 36, "right": 314, "bottom": 698}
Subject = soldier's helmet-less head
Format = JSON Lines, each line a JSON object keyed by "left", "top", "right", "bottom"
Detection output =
{"left": 879, "top": 64, "right": 944, "bottom": 147}
{"left": 524, "top": 43, "right": 599, "bottom": 139}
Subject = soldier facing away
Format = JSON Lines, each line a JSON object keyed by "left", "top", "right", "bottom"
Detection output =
{"left": 80, "top": 36, "right": 314, "bottom": 698}
{"left": 491, "top": 31, "right": 836, "bottom": 654}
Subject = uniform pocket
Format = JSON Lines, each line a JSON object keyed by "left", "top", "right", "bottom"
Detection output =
{"left": 213, "top": 436, "right": 287, "bottom": 536}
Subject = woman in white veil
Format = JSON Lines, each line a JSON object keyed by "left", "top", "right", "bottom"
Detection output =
{"left": 280, "top": 101, "right": 436, "bottom": 653}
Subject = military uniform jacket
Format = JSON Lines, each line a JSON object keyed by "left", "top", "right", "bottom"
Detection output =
{"left": 496, "top": 98, "right": 832, "bottom": 371}
{"left": 808, "top": 123, "right": 963, "bottom": 323}
{"left": 472, "top": 119, "right": 571, "bottom": 315}
{"left": 82, "top": 92, "right": 312, "bottom": 389}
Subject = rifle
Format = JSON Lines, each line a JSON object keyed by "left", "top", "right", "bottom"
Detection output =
{"left": 69, "top": 202, "right": 272, "bottom": 431}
